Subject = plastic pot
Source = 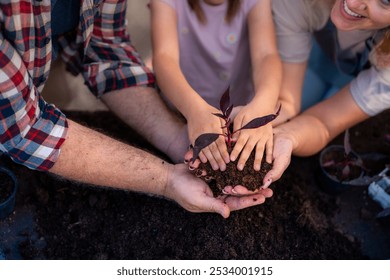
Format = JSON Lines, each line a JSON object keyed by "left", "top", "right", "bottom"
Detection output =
{"left": 0, "top": 166, "right": 18, "bottom": 219}
{"left": 317, "top": 145, "right": 363, "bottom": 194}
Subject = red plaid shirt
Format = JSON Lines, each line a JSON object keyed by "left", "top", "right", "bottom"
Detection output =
{"left": 0, "top": 0, "right": 155, "bottom": 171}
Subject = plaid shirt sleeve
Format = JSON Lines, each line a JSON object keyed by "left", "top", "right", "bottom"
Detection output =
{"left": 81, "top": 0, "right": 155, "bottom": 97}
{"left": 0, "top": 34, "right": 68, "bottom": 171}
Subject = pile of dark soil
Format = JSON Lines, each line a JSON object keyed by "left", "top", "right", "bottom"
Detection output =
{"left": 1, "top": 109, "right": 390, "bottom": 259}
{"left": 197, "top": 148, "right": 272, "bottom": 196}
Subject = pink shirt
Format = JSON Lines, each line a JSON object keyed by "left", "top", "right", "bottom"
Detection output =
{"left": 158, "top": 0, "right": 258, "bottom": 108}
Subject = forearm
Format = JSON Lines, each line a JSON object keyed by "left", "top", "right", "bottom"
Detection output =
{"left": 50, "top": 119, "right": 171, "bottom": 195}
{"left": 101, "top": 86, "right": 184, "bottom": 151}
{"left": 275, "top": 114, "right": 330, "bottom": 156}
{"left": 276, "top": 86, "right": 369, "bottom": 156}
{"left": 251, "top": 53, "right": 282, "bottom": 113}
{"left": 153, "top": 54, "right": 209, "bottom": 118}
{"left": 273, "top": 62, "right": 307, "bottom": 126}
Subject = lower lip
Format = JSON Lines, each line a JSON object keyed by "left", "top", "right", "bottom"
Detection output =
{"left": 339, "top": 0, "right": 363, "bottom": 21}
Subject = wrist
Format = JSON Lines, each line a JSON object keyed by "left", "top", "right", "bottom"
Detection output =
{"left": 274, "top": 127, "right": 298, "bottom": 152}
{"left": 161, "top": 163, "right": 176, "bottom": 199}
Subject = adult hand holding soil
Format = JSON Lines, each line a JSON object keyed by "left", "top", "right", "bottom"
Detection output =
{"left": 187, "top": 105, "right": 230, "bottom": 171}
{"left": 164, "top": 164, "right": 273, "bottom": 218}
{"left": 230, "top": 104, "right": 274, "bottom": 171}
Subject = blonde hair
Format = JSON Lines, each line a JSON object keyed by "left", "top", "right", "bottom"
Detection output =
{"left": 370, "top": 29, "right": 390, "bottom": 69}
{"left": 187, "top": 0, "right": 241, "bottom": 24}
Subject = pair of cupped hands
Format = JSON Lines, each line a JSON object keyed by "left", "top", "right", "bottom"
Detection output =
{"left": 185, "top": 103, "right": 278, "bottom": 192}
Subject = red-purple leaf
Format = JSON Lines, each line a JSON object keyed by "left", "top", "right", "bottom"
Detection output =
{"left": 344, "top": 129, "right": 352, "bottom": 156}
{"left": 342, "top": 165, "right": 351, "bottom": 180}
{"left": 191, "top": 133, "right": 220, "bottom": 163}
{"left": 234, "top": 104, "right": 281, "bottom": 132}
{"left": 220, "top": 87, "right": 230, "bottom": 114}
{"left": 212, "top": 113, "right": 225, "bottom": 119}
{"left": 225, "top": 104, "right": 233, "bottom": 118}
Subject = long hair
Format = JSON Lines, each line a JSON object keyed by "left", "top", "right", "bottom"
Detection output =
{"left": 187, "top": 0, "right": 241, "bottom": 24}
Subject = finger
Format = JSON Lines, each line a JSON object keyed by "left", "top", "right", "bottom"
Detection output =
{"left": 193, "top": 168, "right": 207, "bottom": 177}
{"left": 260, "top": 178, "right": 273, "bottom": 189}
{"left": 230, "top": 135, "right": 246, "bottom": 162}
{"left": 253, "top": 142, "right": 264, "bottom": 171}
{"left": 237, "top": 138, "right": 256, "bottom": 171}
{"left": 259, "top": 188, "right": 273, "bottom": 198}
{"left": 222, "top": 185, "right": 233, "bottom": 195}
{"left": 263, "top": 152, "right": 291, "bottom": 184}
{"left": 210, "top": 139, "right": 227, "bottom": 171}
{"left": 232, "top": 185, "right": 258, "bottom": 195}
{"left": 207, "top": 198, "right": 231, "bottom": 218}
{"left": 184, "top": 149, "right": 201, "bottom": 169}
{"left": 202, "top": 146, "right": 219, "bottom": 170}
{"left": 199, "top": 150, "right": 208, "bottom": 164}
{"left": 265, "top": 138, "right": 273, "bottom": 164}
{"left": 222, "top": 184, "right": 259, "bottom": 196}
{"left": 224, "top": 193, "right": 266, "bottom": 211}
{"left": 215, "top": 137, "right": 230, "bottom": 164}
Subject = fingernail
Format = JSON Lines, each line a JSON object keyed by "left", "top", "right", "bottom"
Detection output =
{"left": 189, "top": 165, "right": 195, "bottom": 171}
{"left": 184, "top": 159, "right": 189, "bottom": 164}
{"left": 230, "top": 156, "right": 236, "bottom": 162}
{"left": 222, "top": 189, "right": 228, "bottom": 194}
{"left": 231, "top": 188, "right": 237, "bottom": 194}
{"left": 237, "top": 164, "right": 244, "bottom": 171}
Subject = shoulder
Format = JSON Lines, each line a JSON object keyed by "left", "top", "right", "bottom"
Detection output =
{"left": 272, "top": 0, "right": 328, "bottom": 32}
{"left": 242, "top": 0, "right": 260, "bottom": 13}
{"left": 153, "top": 0, "right": 177, "bottom": 9}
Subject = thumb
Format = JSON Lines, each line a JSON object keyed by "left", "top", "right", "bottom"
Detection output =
{"left": 208, "top": 198, "right": 231, "bottom": 218}
{"left": 263, "top": 153, "right": 290, "bottom": 184}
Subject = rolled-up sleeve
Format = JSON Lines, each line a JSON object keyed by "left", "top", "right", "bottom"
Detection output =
{"left": 350, "top": 66, "right": 390, "bottom": 116}
{"left": 82, "top": 0, "right": 155, "bottom": 97}
{"left": 0, "top": 36, "right": 68, "bottom": 171}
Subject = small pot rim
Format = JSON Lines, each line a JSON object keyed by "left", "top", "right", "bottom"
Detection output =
{"left": 0, "top": 166, "right": 18, "bottom": 207}
{"left": 319, "top": 145, "right": 363, "bottom": 184}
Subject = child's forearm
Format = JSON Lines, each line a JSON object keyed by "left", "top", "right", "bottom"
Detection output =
{"left": 153, "top": 54, "right": 208, "bottom": 119}
{"left": 252, "top": 53, "right": 282, "bottom": 114}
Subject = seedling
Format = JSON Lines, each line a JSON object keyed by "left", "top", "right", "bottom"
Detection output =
{"left": 191, "top": 88, "right": 281, "bottom": 163}
{"left": 321, "top": 129, "right": 365, "bottom": 182}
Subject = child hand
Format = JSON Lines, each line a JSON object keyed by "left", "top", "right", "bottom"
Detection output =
{"left": 187, "top": 106, "right": 230, "bottom": 171}
{"left": 230, "top": 105, "right": 274, "bottom": 171}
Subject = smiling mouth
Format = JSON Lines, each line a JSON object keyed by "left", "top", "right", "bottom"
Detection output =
{"left": 343, "top": 0, "right": 364, "bottom": 18}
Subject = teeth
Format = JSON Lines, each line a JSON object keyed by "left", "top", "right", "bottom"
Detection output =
{"left": 343, "top": 0, "right": 363, "bottom": 18}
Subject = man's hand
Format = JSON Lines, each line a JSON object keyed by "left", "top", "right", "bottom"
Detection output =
{"left": 163, "top": 164, "right": 273, "bottom": 218}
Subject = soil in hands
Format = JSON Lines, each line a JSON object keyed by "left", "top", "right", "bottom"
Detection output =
{"left": 0, "top": 172, "right": 14, "bottom": 204}
{"left": 197, "top": 145, "right": 272, "bottom": 197}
